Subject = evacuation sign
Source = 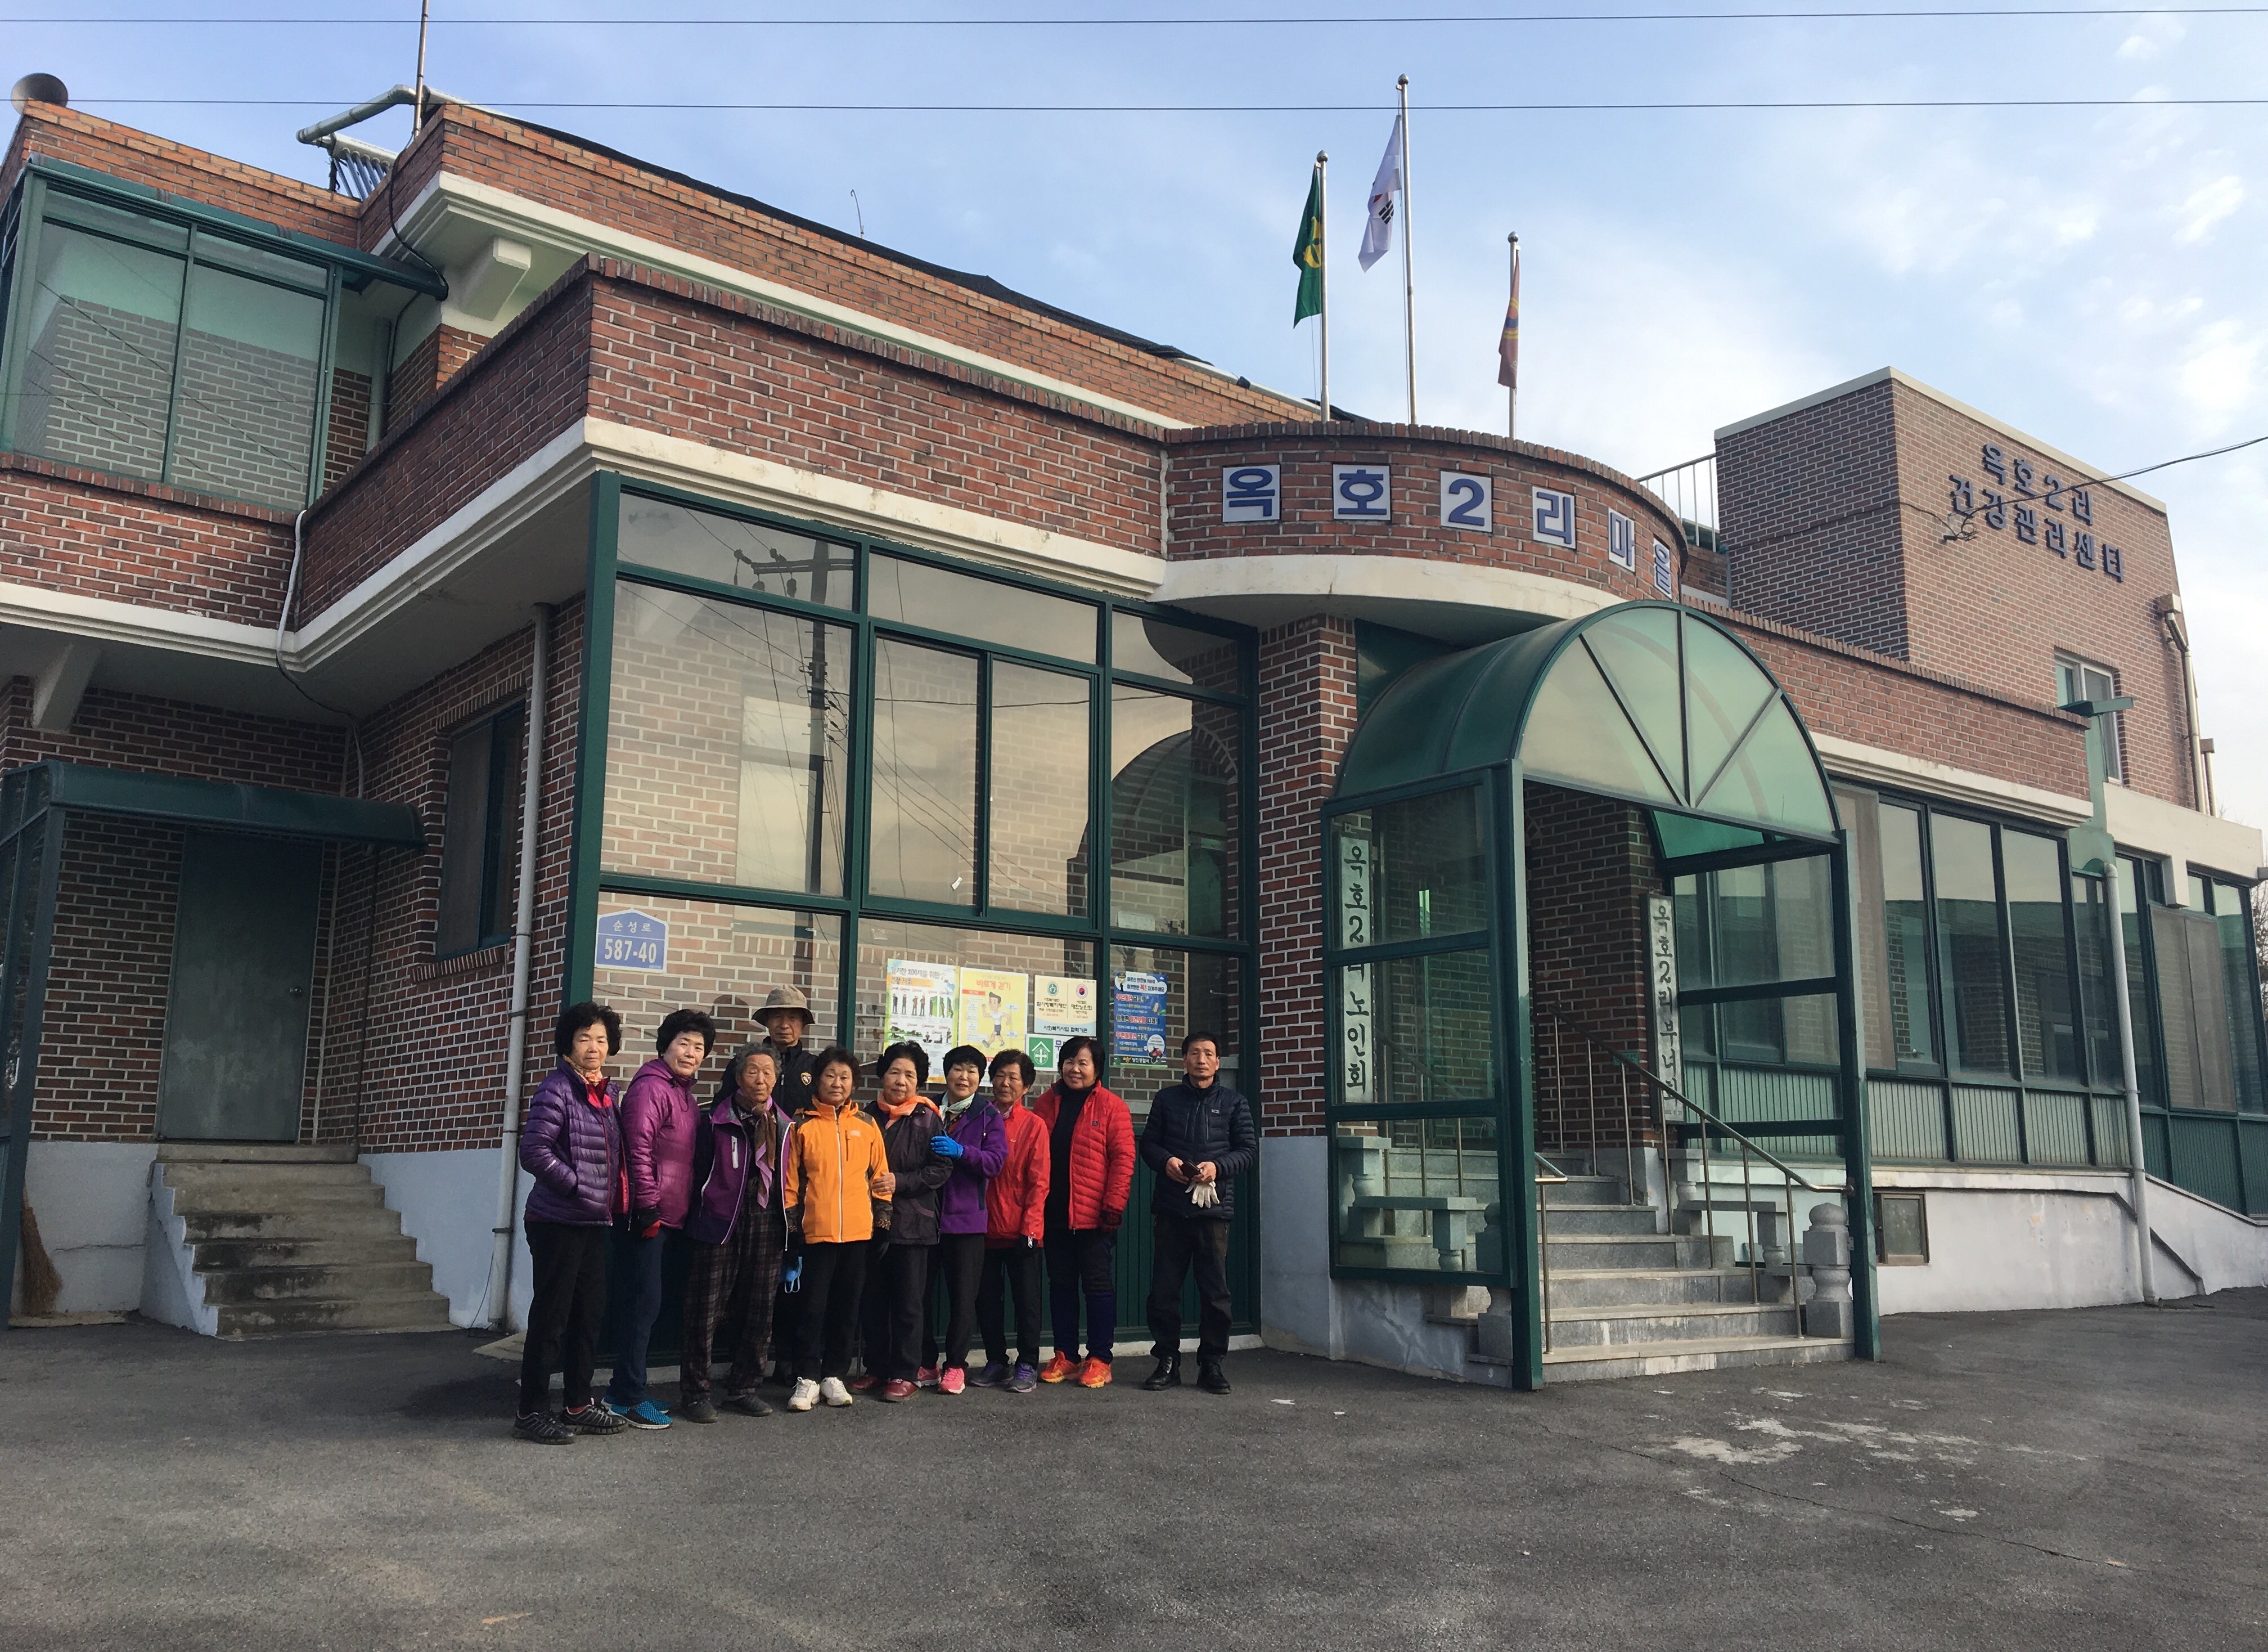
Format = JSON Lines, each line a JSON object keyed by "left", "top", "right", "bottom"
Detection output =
{"left": 595, "top": 909, "right": 668, "bottom": 973}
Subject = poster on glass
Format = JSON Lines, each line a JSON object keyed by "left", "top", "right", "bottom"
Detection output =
{"left": 885, "top": 959, "right": 960, "bottom": 1069}
{"left": 1113, "top": 970, "right": 1169, "bottom": 1063}
{"left": 1030, "top": 974, "right": 1097, "bottom": 1070}
{"left": 958, "top": 968, "right": 1029, "bottom": 1060}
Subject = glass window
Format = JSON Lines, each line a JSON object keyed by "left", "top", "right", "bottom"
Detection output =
{"left": 438, "top": 703, "right": 522, "bottom": 957}
{"left": 1109, "top": 685, "right": 1240, "bottom": 940}
{"left": 1932, "top": 814, "right": 2010, "bottom": 1074}
{"left": 1333, "top": 1117, "right": 1506, "bottom": 1277}
{"left": 2211, "top": 881, "right": 2265, "bottom": 1111}
{"left": 987, "top": 662, "right": 1091, "bottom": 918}
{"left": 868, "top": 554, "right": 1097, "bottom": 663}
{"left": 1332, "top": 948, "right": 1494, "bottom": 1108}
{"left": 1329, "top": 787, "right": 1487, "bottom": 953}
{"left": 2072, "top": 874, "right": 2120, "bottom": 1088}
{"left": 2116, "top": 858, "right": 2165, "bottom": 1103}
{"left": 592, "top": 897, "right": 844, "bottom": 1084}
{"left": 868, "top": 639, "right": 979, "bottom": 907}
{"left": 1108, "top": 945, "right": 1242, "bottom": 1113}
{"left": 1112, "top": 612, "right": 1238, "bottom": 691}
{"left": 168, "top": 259, "right": 325, "bottom": 508}
{"left": 19, "top": 221, "right": 184, "bottom": 483}
{"left": 616, "top": 495, "right": 855, "bottom": 607}
{"left": 2005, "top": 832, "right": 2081, "bottom": 1083}
{"left": 1710, "top": 857, "right": 1835, "bottom": 1065}
{"left": 2153, "top": 901, "right": 2236, "bottom": 1110}
{"left": 2055, "top": 656, "right": 2125, "bottom": 784}
{"left": 1880, "top": 805, "right": 1935, "bottom": 1066}
{"left": 605, "top": 581, "right": 849, "bottom": 895}
{"left": 853, "top": 917, "right": 1097, "bottom": 1089}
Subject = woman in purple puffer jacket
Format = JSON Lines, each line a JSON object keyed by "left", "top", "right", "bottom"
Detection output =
{"left": 605, "top": 1007, "right": 715, "bottom": 1429}
{"left": 514, "top": 1002, "right": 631, "bottom": 1446}
{"left": 930, "top": 1044, "right": 1009, "bottom": 1395}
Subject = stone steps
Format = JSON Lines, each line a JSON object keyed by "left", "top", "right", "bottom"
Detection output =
{"left": 1540, "top": 1334, "right": 1854, "bottom": 1381}
{"left": 189, "top": 1234, "right": 424, "bottom": 1271}
{"left": 1547, "top": 1265, "right": 1785, "bottom": 1308}
{"left": 1542, "top": 1300, "right": 1802, "bottom": 1348}
{"left": 1545, "top": 1232, "right": 1731, "bottom": 1271}
{"left": 1537, "top": 1203, "right": 1659, "bottom": 1236}
{"left": 213, "top": 1291, "right": 456, "bottom": 1338}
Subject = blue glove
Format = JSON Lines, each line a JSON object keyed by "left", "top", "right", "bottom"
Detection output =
{"left": 782, "top": 1256, "right": 804, "bottom": 1292}
{"left": 930, "top": 1132, "right": 965, "bottom": 1161}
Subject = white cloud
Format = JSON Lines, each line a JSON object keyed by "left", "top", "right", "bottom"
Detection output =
{"left": 2177, "top": 176, "right": 2244, "bottom": 243}
{"left": 2177, "top": 319, "right": 2262, "bottom": 422}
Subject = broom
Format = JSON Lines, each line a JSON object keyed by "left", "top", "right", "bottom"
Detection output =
{"left": 17, "top": 1198, "right": 63, "bottom": 1319}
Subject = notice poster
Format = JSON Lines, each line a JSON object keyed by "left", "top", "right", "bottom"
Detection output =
{"left": 1029, "top": 975, "right": 1098, "bottom": 1073}
{"left": 957, "top": 968, "right": 1029, "bottom": 1061}
{"left": 885, "top": 959, "right": 959, "bottom": 1069}
{"left": 1112, "top": 970, "right": 1169, "bottom": 1063}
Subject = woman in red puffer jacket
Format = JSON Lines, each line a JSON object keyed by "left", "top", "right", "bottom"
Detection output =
{"left": 1027, "top": 1036, "right": 1134, "bottom": 1388}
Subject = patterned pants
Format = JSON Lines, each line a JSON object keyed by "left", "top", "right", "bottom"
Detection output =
{"left": 680, "top": 1209, "right": 786, "bottom": 1399}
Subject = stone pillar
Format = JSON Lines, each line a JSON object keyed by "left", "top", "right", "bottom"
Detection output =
{"left": 1801, "top": 1200, "right": 1854, "bottom": 1339}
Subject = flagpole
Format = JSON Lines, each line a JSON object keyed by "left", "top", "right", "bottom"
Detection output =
{"left": 1316, "top": 151, "right": 1331, "bottom": 423}
{"left": 1508, "top": 231, "right": 1519, "bottom": 440}
{"left": 1397, "top": 74, "right": 1416, "bottom": 427}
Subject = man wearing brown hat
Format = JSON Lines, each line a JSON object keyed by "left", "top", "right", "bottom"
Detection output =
{"left": 757, "top": 985, "right": 821, "bottom": 1388}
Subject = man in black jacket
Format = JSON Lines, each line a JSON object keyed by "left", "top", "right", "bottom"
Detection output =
{"left": 1136, "top": 1033, "right": 1256, "bottom": 1395}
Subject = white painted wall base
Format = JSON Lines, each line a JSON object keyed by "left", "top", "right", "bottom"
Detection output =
{"left": 142, "top": 1168, "right": 217, "bottom": 1334}
{"left": 362, "top": 1147, "right": 534, "bottom": 1330}
{"left": 11, "top": 1141, "right": 158, "bottom": 1316}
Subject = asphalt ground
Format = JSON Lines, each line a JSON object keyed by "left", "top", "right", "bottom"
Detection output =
{"left": 4, "top": 1292, "right": 2264, "bottom": 1652}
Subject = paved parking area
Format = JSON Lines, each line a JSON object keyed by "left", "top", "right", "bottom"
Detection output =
{"left": 4, "top": 1292, "right": 2265, "bottom": 1651}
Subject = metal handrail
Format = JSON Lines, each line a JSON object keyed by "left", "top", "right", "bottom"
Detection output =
{"left": 1609, "top": 1049, "right": 1825, "bottom": 1193}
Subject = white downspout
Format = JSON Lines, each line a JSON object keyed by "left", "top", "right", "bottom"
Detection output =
{"left": 485, "top": 604, "right": 551, "bottom": 1331}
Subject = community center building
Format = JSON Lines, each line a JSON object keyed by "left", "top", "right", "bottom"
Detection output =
{"left": 2, "top": 85, "right": 2261, "bottom": 1386}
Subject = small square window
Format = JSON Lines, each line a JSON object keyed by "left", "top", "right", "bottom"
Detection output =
{"left": 1875, "top": 1191, "right": 1929, "bottom": 1265}
{"left": 437, "top": 703, "right": 524, "bottom": 957}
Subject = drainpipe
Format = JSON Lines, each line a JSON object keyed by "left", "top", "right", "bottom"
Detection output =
{"left": 484, "top": 605, "right": 551, "bottom": 1331}
{"left": 2160, "top": 594, "right": 2209, "bottom": 812}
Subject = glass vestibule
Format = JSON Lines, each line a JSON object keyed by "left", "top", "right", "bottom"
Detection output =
{"left": 573, "top": 477, "right": 1262, "bottom": 1346}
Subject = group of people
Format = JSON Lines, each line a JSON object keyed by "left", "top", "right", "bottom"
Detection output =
{"left": 512, "top": 986, "right": 1257, "bottom": 1442}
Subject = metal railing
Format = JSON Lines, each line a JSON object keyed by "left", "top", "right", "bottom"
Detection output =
{"left": 1631, "top": 453, "right": 1720, "bottom": 554}
{"left": 1534, "top": 1008, "right": 1824, "bottom": 1352}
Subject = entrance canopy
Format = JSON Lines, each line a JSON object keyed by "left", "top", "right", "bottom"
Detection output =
{"left": 1336, "top": 602, "right": 1838, "bottom": 850}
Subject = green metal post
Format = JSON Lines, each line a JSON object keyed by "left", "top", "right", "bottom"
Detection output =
{"left": 1502, "top": 759, "right": 1544, "bottom": 1389}
{"left": 1831, "top": 830, "right": 1881, "bottom": 1359}
{"left": 0, "top": 811, "right": 64, "bottom": 1327}
{"left": 562, "top": 472, "right": 621, "bottom": 1009}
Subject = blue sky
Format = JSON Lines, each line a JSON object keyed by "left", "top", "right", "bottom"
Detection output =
{"left": 10, "top": 5, "right": 2266, "bottom": 834}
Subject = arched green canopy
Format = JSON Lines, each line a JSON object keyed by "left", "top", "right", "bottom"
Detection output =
{"left": 1337, "top": 601, "right": 1838, "bottom": 843}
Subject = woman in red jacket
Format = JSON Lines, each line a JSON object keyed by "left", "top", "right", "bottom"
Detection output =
{"left": 1028, "top": 1036, "right": 1135, "bottom": 1388}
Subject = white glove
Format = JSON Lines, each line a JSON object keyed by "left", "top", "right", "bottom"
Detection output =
{"left": 1189, "top": 1180, "right": 1220, "bottom": 1210}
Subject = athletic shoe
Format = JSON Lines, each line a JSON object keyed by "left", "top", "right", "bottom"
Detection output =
{"left": 1076, "top": 1357, "right": 1113, "bottom": 1389}
{"left": 787, "top": 1379, "right": 821, "bottom": 1412}
{"left": 938, "top": 1366, "right": 966, "bottom": 1395}
{"left": 849, "top": 1373, "right": 880, "bottom": 1394}
{"left": 723, "top": 1390, "right": 775, "bottom": 1417}
{"left": 514, "top": 1411, "right": 574, "bottom": 1445}
{"left": 915, "top": 1365, "right": 940, "bottom": 1389}
{"left": 606, "top": 1398, "right": 672, "bottom": 1429}
{"left": 969, "top": 1361, "right": 1009, "bottom": 1389}
{"left": 1141, "top": 1354, "right": 1182, "bottom": 1391}
{"left": 678, "top": 1396, "right": 718, "bottom": 1424}
{"left": 561, "top": 1403, "right": 628, "bottom": 1436}
{"left": 1007, "top": 1363, "right": 1039, "bottom": 1394}
{"left": 1039, "top": 1352, "right": 1078, "bottom": 1384}
{"left": 1197, "top": 1359, "right": 1232, "bottom": 1395}
{"left": 878, "top": 1378, "right": 916, "bottom": 1402}
{"left": 820, "top": 1377, "right": 854, "bottom": 1408}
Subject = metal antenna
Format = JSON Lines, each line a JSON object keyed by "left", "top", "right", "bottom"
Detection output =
{"left": 850, "top": 190, "right": 866, "bottom": 237}
{"left": 412, "top": 0, "right": 431, "bottom": 134}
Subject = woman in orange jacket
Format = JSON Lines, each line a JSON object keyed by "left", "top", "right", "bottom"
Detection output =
{"left": 1028, "top": 1036, "right": 1135, "bottom": 1388}
{"left": 781, "top": 1047, "right": 894, "bottom": 1412}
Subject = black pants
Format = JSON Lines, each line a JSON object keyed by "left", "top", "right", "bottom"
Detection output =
{"left": 977, "top": 1241, "right": 1043, "bottom": 1369}
{"left": 604, "top": 1224, "right": 669, "bottom": 1409}
{"left": 1045, "top": 1225, "right": 1117, "bottom": 1363}
{"left": 934, "top": 1234, "right": 986, "bottom": 1370}
{"left": 680, "top": 1209, "right": 785, "bottom": 1399}
{"left": 1148, "top": 1213, "right": 1234, "bottom": 1361}
{"left": 793, "top": 1241, "right": 868, "bottom": 1382}
{"left": 870, "top": 1241, "right": 934, "bottom": 1382}
{"left": 520, "top": 1220, "right": 609, "bottom": 1415}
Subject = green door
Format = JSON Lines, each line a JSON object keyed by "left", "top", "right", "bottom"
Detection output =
{"left": 156, "top": 831, "right": 322, "bottom": 1142}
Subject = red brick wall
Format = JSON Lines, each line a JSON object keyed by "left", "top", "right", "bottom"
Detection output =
{"left": 376, "top": 108, "right": 1311, "bottom": 429}
{"left": 323, "top": 369, "right": 372, "bottom": 496}
{"left": 1256, "top": 614, "right": 1358, "bottom": 1138}
{"left": 1, "top": 678, "right": 345, "bottom": 789}
{"left": 1167, "top": 426, "right": 1687, "bottom": 601}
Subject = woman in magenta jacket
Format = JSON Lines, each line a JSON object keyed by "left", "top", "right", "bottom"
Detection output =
{"left": 604, "top": 1007, "right": 714, "bottom": 1429}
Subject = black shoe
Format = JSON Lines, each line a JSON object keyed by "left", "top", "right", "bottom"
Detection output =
{"left": 678, "top": 1395, "right": 718, "bottom": 1424}
{"left": 1196, "top": 1359, "right": 1231, "bottom": 1395}
{"left": 514, "top": 1411, "right": 575, "bottom": 1445}
{"left": 1140, "top": 1354, "right": 1182, "bottom": 1391}
{"left": 561, "top": 1403, "right": 628, "bottom": 1436}
{"left": 724, "top": 1389, "right": 775, "bottom": 1417}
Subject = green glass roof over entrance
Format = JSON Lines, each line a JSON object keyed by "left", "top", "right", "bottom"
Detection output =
{"left": 1335, "top": 601, "right": 1838, "bottom": 841}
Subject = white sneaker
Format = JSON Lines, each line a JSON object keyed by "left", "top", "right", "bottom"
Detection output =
{"left": 819, "top": 1376, "right": 853, "bottom": 1408}
{"left": 787, "top": 1378, "right": 820, "bottom": 1413}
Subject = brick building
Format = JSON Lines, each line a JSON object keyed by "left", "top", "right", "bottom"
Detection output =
{"left": 2, "top": 93, "right": 2260, "bottom": 1386}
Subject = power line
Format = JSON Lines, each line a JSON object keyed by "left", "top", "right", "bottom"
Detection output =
{"left": 62, "top": 95, "right": 2268, "bottom": 111}
{"left": 6, "top": 6, "right": 2266, "bottom": 20}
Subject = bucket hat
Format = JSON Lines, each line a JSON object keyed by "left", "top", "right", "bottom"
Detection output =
{"left": 758, "top": 985, "right": 814, "bottom": 1026}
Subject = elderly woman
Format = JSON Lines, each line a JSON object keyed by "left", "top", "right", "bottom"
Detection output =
{"left": 860, "top": 1042, "right": 953, "bottom": 1403}
{"left": 782, "top": 1048, "right": 894, "bottom": 1412}
{"left": 514, "top": 1002, "right": 632, "bottom": 1446}
{"left": 605, "top": 1007, "right": 716, "bottom": 1430}
{"left": 677, "top": 1045, "right": 797, "bottom": 1422}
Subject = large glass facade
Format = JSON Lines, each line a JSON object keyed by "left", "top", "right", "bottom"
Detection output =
{"left": 1931, "top": 812, "right": 2012, "bottom": 1076}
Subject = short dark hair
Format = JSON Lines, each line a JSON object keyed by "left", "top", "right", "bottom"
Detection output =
{"left": 555, "top": 1001, "right": 622, "bottom": 1058}
{"left": 876, "top": 1040, "right": 930, "bottom": 1085}
{"left": 1057, "top": 1034, "right": 1100, "bottom": 1070}
{"left": 1180, "top": 1031, "right": 1219, "bottom": 1057}
{"left": 812, "top": 1045, "right": 860, "bottom": 1085}
{"left": 988, "top": 1048, "right": 1036, "bottom": 1086}
{"left": 941, "top": 1044, "right": 987, "bottom": 1077}
{"left": 656, "top": 1008, "right": 718, "bottom": 1057}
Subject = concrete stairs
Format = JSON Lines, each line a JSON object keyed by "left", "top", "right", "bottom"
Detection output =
{"left": 149, "top": 1144, "right": 453, "bottom": 1337}
{"left": 1534, "top": 1170, "right": 1849, "bottom": 1382}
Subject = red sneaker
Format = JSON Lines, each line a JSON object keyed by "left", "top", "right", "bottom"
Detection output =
{"left": 1038, "top": 1353, "right": 1078, "bottom": 1384}
{"left": 878, "top": 1379, "right": 916, "bottom": 1403}
{"left": 849, "top": 1373, "right": 880, "bottom": 1393}
{"left": 914, "top": 1364, "right": 940, "bottom": 1389}
{"left": 1076, "top": 1357, "right": 1113, "bottom": 1389}
{"left": 938, "top": 1366, "right": 966, "bottom": 1395}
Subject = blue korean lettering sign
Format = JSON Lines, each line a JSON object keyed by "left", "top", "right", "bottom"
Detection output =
{"left": 1652, "top": 539, "right": 1676, "bottom": 596}
{"left": 1532, "top": 486, "right": 1576, "bottom": 549}
{"left": 1953, "top": 441, "right": 2122, "bottom": 582}
{"left": 595, "top": 909, "right": 668, "bottom": 973}
{"left": 1333, "top": 464, "right": 1392, "bottom": 521}
{"left": 1221, "top": 464, "right": 1281, "bottom": 523}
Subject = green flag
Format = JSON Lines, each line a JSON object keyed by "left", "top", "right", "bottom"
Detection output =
{"left": 1292, "top": 168, "right": 1324, "bottom": 325}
